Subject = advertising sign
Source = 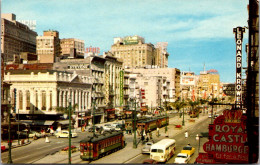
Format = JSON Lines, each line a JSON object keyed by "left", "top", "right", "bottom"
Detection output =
{"left": 104, "top": 73, "right": 109, "bottom": 105}
{"left": 202, "top": 109, "right": 248, "bottom": 164}
{"left": 233, "top": 27, "right": 245, "bottom": 109}
{"left": 86, "top": 47, "right": 100, "bottom": 54}
{"left": 119, "top": 70, "right": 124, "bottom": 106}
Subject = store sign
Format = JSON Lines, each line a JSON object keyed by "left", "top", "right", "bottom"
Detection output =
{"left": 104, "top": 73, "right": 109, "bottom": 105}
{"left": 196, "top": 153, "right": 217, "bottom": 164}
{"left": 68, "top": 64, "right": 89, "bottom": 70}
{"left": 119, "top": 70, "right": 124, "bottom": 106}
{"left": 203, "top": 109, "right": 248, "bottom": 163}
{"left": 233, "top": 27, "right": 245, "bottom": 108}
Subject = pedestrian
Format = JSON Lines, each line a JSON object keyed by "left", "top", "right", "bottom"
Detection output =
{"left": 149, "top": 132, "right": 153, "bottom": 140}
{"left": 156, "top": 127, "right": 160, "bottom": 137}
{"left": 146, "top": 136, "right": 149, "bottom": 142}
{"left": 185, "top": 131, "right": 188, "bottom": 139}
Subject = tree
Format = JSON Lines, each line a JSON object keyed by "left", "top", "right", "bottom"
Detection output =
{"left": 170, "top": 101, "right": 186, "bottom": 113}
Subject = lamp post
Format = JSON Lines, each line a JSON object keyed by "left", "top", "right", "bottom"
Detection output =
{"left": 68, "top": 98, "right": 72, "bottom": 164}
{"left": 182, "top": 108, "right": 185, "bottom": 126}
{"left": 7, "top": 97, "right": 13, "bottom": 164}
{"left": 131, "top": 97, "right": 137, "bottom": 149}
{"left": 92, "top": 90, "right": 96, "bottom": 137}
{"left": 196, "top": 134, "right": 201, "bottom": 154}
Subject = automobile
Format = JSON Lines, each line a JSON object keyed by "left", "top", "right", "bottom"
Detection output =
{"left": 1, "top": 144, "right": 6, "bottom": 152}
{"left": 208, "top": 114, "right": 212, "bottom": 118}
{"left": 112, "top": 123, "right": 125, "bottom": 131}
{"left": 181, "top": 145, "right": 195, "bottom": 156}
{"left": 214, "top": 114, "right": 219, "bottom": 119}
{"left": 28, "top": 131, "right": 43, "bottom": 138}
{"left": 141, "top": 142, "right": 153, "bottom": 154}
{"left": 174, "top": 153, "right": 190, "bottom": 164}
{"left": 103, "top": 124, "right": 115, "bottom": 131}
{"left": 88, "top": 126, "right": 102, "bottom": 132}
{"left": 55, "top": 130, "right": 77, "bottom": 138}
{"left": 142, "top": 159, "right": 158, "bottom": 164}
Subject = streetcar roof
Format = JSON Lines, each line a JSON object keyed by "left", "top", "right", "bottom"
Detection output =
{"left": 80, "top": 130, "right": 123, "bottom": 143}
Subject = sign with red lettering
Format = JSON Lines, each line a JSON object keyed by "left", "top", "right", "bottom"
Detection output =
{"left": 86, "top": 46, "right": 100, "bottom": 54}
{"left": 203, "top": 110, "right": 248, "bottom": 163}
{"left": 195, "top": 153, "right": 217, "bottom": 164}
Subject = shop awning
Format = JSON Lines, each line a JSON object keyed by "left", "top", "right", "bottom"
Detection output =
{"left": 125, "top": 111, "right": 132, "bottom": 114}
{"left": 57, "top": 120, "right": 69, "bottom": 125}
{"left": 18, "top": 120, "right": 55, "bottom": 125}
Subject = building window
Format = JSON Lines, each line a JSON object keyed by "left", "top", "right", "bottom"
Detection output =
{"left": 19, "top": 91, "right": 23, "bottom": 110}
{"left": 42, "top": 91, "right": 46, "bottom": 110}
{"left": 50, "top": 91, "right": 52, "bottom": 110}
{"left": 26, "top": 91, "right": 30, "bottom": 110}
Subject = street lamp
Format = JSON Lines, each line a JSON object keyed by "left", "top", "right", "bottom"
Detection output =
{"left": 68, "top": 98, "right": 72, "bottom": 164}
{"left": 7, "top": 97, "right": 13, "bottom": 164}
{"left": 130, "top": 97, "right": 137, "bottom": 149}
{"left": 196, "top": 134, "right": 202, "bottom": 154}
{"left": 182, "top": 108, "right": 185, "bottom": 126}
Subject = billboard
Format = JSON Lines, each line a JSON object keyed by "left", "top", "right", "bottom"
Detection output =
{"left": 119, "top": 70, "right": 124, "bottom": 106}
{"left": 202, "top": 110, "right": 248, "bottom": 164}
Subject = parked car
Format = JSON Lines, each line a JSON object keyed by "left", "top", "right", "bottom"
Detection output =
{"left": 28, "top": 131, "right": 42, "bottom": 138}
{"left": 181, "top": 145, "right": 195, "bottom": 156}
{"left": 208, "top": 114, "right": 212, "bottom": 118}
{"left": 214, "top": 114, "right": 219, "bottom": 119}
{"left": 55, "top": 130, "right": 77, "bottom": 138}
{"left": 142, "top": 142, "right": 153, "bottom": 154}
{"left": 88, "top": 126, "right": 102, "bottom": 132}
{"left": 103, "top": 124, "right": 115, "bottom": 131}
{"left": 174, "top": 153, "right": 190, "bottom": 164}
{"left": 142, "top": 159, "right": 158, "bottom": 164}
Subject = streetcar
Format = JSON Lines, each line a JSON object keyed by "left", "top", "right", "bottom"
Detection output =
{"left": 80, "top": 130, "right": 125, "bottom": 160}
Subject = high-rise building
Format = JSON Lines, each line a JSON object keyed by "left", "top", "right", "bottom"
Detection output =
{"left": 155, "top": 42, "right": 169, "bottom": 68}
{"left": 37, "top": 30, "right": 60, "bottom": 63}
{"left": 1, "top": 13, "right": 37, "bottom": 63}
{"left": 110, "top": 35, "right": 156, "bottom": 68}
{"left": 60, "top": 38, "right": 85, "bottom": 57}
{"left": 197, "top": 69, "right": 220, "bottom": 100}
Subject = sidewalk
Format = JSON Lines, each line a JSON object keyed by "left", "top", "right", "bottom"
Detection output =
{"left": 33, "top": 112, "right": 212, "bottom": 164}
{"left": 2, "top": 138, "right": 34, "bottom": 150}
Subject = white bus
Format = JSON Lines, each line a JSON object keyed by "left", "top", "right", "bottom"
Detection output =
{"left": 150, "top": 138, "right": 176, "bottom": 162}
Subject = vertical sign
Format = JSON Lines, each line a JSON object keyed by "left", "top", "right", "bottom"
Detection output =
{"left": 233, "top": 27, "right": 245, "bottom": 109}
{"left": 119, "top": 70, "right": 124, "bottom": 106}
{"left": 104, "top": 73, "right": 109, "bottom": 105}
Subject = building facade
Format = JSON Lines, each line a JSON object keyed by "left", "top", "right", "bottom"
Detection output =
{"left": 180, "top": 71, "right": 197, "bottom": 101}
{"left": 197, "top": 69, "right": 220, "bottom": 100}
{"left": 110, "top": 35, "right": 156, "bottom": 68}
{"left": 4, "top": 70, "right": 92, "bottom": 129}
{"left": 126, "top": 68, "right": 181, "bottom": 102}
{"left": 154, "top": 42, "right": 169, "bottom": 68}
{"left": 37, "top": 30, "right": 60, "bottom": 63}
{"left": 60, "top": 38, "right": 85, "bottom": 57}
{"left": 1, "top": 13, "right": 37, "bottom": 63}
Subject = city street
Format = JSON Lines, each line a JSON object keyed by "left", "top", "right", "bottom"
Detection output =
{"left": 1, "top": 108, "right": 223, "bottom": 164}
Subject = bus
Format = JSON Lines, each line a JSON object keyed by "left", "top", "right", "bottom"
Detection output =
{"left": 150, "top": 138, "right": 176, "bottom": 162}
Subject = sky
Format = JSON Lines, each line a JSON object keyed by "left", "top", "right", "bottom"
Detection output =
{"left": 2, "top": 0, "right": 249, "bottom": 83}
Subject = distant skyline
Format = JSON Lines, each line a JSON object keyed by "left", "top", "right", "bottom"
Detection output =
{"left": 2, "top": 0, "right": 249, "bottom": 83}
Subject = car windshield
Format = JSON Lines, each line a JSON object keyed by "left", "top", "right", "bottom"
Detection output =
{"left": 177, "top": 155, "right": 187, "bottom": 158}
{"left": 151, "top": 149, "right": 164, "bottom": 153}
{"left": 183, "top": 146, "right": 192, "bottom": 150}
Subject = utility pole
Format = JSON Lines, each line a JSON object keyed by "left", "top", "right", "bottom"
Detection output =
{"left": 68, "top": 98, "right": 72, "bottom": 164}
{"left": 182, "top": 108, "right": 185, "bottom": 126}
{"left": 132, "top": 98, "right": 137, "bottom": 149}
{"left": 7, "top": 97, "right": 13, "bottom": 164}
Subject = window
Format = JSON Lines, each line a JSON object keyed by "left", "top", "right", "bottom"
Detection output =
{"left": 42, "top": 91, "right": 46, "bottom": 110}
{"left": 26, "top": 91, "right": 30, "bottom": 110}
{"left": 19, "top": 91, "right": 23, "bottom": 110}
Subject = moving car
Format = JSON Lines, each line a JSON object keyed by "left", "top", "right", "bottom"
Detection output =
{"left": 174, "top": 153, "right": 190, "bottom": 164}
{"left": 55, "top": 130, "right": 77, "bottom": 138}
{"left": 103, "top": 124, "right": 115, "bottom": 131}
{"left": 29, "top": 131, "right": 42, "bottom": 138}
{"left": 181, "top": 145, "right": 195, "bottom": 156}
{"left": 88, "top": 126, "right": 102, "bottom": 132}
{"left": 142, "top": 142, "right": 153, "bottom": 154}
{"left": 142, "top": 159, "right": 158, "bottom": 164}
